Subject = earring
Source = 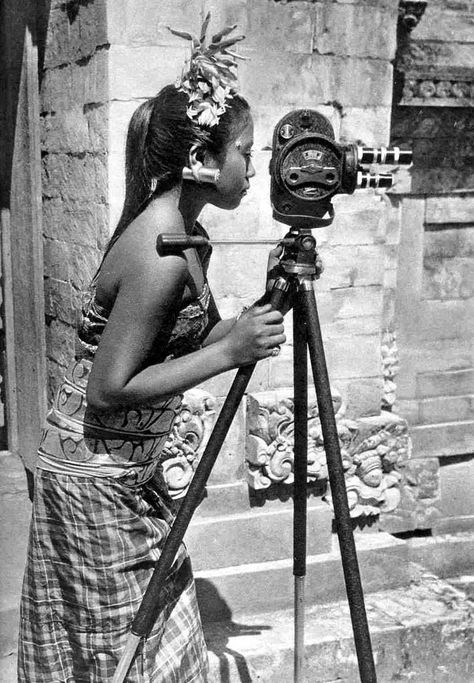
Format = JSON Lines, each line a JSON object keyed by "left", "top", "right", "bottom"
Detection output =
{"left": 182, "top": 166, "right": 220, "bottom": 184}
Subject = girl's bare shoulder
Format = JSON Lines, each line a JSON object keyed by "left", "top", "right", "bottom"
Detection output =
{"left": 97, "top": 200, "right": 188, "bottom": 302}
{"left": 122, "top": 201, "right": 184, "bottom": 264}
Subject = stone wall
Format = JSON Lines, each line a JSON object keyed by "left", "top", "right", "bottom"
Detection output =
{"left": 40, "top": 0, "right": 110, "bottom": 402}
{"left": 393, "top": 0, "right": 474, "bottom": 192}
{"left": 383, "top": 0, "right": 474, "bottom": 534}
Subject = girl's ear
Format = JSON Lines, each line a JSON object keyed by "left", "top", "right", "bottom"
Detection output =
{"left": 189, "top": 144, "right": 205, "bottom": 169}
{"left": 182, "top": 144, "right": 221, "bottom": 184}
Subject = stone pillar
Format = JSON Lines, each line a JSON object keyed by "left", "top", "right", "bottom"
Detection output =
{"left": 40, "top": 0, "right": 109, "bottom": 400}
{"left": 388, "top": 0, "right": 474, "bottom": 535}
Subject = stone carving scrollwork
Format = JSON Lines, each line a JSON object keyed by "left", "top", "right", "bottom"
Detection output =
{"left": 381, "top": 330, "right": 400, "bottom": 410}
{"left": 328, "top": 414, "right": 411, "bottom": 518}
{"left": 160, "top": 389, "right": 217, "bottom": 499}
{"left": 246, "top": 390, "right": 345, "bottom": 490}
{"left": 401, "top": 74, "right": 474, "bottom": 106}
{"left": 246, "top": 389, "right": 411, "bottom": 518}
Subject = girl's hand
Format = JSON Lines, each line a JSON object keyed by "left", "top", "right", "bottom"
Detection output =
{"left": 223, "top": 303, "right": 286, "bottom": 366}
{"left": 263, "top": 242, "right": 293, "bottom": 315}
{"left": 266, "top": 243, "right": 284, "bottom": 293}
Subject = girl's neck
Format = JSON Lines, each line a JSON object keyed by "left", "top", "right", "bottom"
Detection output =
{"left": 149, "top": 184, "right": 207, "bottom": 234}
{"left": 178, "top": 183, "right": 208, "bottom": 234}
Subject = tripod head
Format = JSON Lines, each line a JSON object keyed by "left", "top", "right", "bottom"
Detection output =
{"left": 270, "top": 109, "right": 412, "bottom": 229}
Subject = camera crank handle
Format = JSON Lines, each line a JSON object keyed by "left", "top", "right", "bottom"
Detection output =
{"left": 156, "top": 233, "right": 209, "bottom": 255}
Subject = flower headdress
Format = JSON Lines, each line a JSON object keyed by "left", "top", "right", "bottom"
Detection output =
{"left": 168, "top": 12, "right": 246, "bottom": 128}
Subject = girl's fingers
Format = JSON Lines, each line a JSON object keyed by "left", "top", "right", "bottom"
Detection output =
{"left": 263, "top": 324, "right": 285, "bottom": 337}
{"left": 267, "top": 243, "right": 283, "bottom": 272}
{"left": 250, "top": 303, "right": 273, "bottom": 316}
{"left": 261, "top": 311, "right": 284, "bottom": 324}
{"left": 267, "top": 334, "right": 286, "bottom": 347}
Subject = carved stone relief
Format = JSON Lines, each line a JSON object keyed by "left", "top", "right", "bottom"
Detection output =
{"left": 395, "top": 0, "right": 473, "bottom": 108}
{"left": 160, "top": 337, "right": 415, "bottom": 522}
{"left": 162, "top": 380, "right": 412, "bottom": 519}
{"left": 400, "top": 71, "right": 474, "bottom": 107}
{"left": 245, "top": 390, "right": 345, "bottom": 490}
{"left": 381, "top": 330, "right": 400, "bottom": 411}
{"left": 160, "top": 389, "right": 217, "bottom": 499}
{"left": 246, "top": 389, "right": 411, "bottom": 518}
{"left": 380, "top": 457, "right": 441, "bottom": 533}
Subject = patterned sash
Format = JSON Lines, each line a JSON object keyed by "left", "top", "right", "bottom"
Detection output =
{"left": 37, "top": 359, "right": 183, "bottom": 487}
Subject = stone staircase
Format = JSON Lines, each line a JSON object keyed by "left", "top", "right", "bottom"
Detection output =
{"left": 204, "top": 571, "right": 474, "bottom": 682}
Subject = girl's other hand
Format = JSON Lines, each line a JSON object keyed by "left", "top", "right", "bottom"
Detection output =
{"left": 266, "top": 243, "right": 284, "bottom": 293}
{"left": 223, "top": 303, "right": 286, "bottom": 366}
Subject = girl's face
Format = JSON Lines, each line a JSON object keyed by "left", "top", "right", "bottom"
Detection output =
{"left": 209, "top": 118, "right": 256, "bottom": 210}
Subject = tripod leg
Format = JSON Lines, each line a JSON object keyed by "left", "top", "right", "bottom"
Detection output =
{"left": 293, "top": 296, "right": 308, "bottom": 683}
{"left": 112, "top": 281, "right": 292, "bottom": 682}
{"left": 112, "top": 365, "right": 256, "bottom": 683}
{"left": 297, "top": 281, "right": 377, "bottom": 683}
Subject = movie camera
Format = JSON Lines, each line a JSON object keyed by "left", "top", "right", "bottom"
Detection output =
{"left": 269, "top": 109, "right": 412, "bottom": 228}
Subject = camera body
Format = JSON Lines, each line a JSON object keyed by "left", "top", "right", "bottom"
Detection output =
{"left": 269, "top": 109, "right": 411, "bottom": 228}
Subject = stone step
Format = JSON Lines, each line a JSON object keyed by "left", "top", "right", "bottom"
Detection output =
{"left": 203, "top": 572, "right": 474, "bottom": 682}
{"left": 186, "top": 499, "right": 333, "bottom": 570}
{"left": 1, "top": 574, "right": 472, "bottom": 682}
{"left": 404, "top": 531, "right": 474, "bottom": 577}
{"left": 194, "top": 532, "right": 413, "bottom": 622}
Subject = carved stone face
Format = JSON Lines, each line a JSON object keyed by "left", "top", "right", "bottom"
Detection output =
{"left": 356, "top": 452, "right": 383, "bottom": 488}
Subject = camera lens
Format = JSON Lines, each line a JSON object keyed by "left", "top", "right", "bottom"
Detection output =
{"left": 356, "top": 172, "right": 393, "bottom": 189}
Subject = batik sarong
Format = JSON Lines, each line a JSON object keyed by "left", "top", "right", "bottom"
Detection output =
{"left": 18, "top": 248, "right": 213, "bottom": 682}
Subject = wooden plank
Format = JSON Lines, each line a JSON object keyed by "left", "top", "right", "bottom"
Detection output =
{"left": 7, "top": 23, "right": 46, "bottom": 472}
{"left": 0, "top": 209, "right": 19, "bottom": 455}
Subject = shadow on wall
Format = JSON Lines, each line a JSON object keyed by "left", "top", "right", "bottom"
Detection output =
{"left": 196, "top": 579, "right": 271, "bottom": 683}
{"left": 0, "top": 0, "right": 51, "bottom": 209}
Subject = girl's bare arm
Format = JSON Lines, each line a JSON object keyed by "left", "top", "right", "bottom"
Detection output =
{"left": 86, "top": 248, "right": 285, "bottom": 410}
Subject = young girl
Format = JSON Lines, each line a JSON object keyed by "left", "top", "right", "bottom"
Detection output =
{"left": 18, "top": 19, "right": 285, "bottom": 683}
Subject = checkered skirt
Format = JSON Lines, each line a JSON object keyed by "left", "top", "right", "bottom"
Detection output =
{"left": 18, "top": 470, "right": 209, "bottom": 682}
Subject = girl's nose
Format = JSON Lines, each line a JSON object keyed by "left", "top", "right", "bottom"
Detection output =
{"left": 247, "top": 159, "right": 256, "bottom": 178}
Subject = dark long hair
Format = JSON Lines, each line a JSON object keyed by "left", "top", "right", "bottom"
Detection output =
{"left": 105, "top": 85, "right": 251, "bottom": 256}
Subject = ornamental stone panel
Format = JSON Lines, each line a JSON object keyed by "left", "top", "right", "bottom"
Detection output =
{"left": 245, "top": 389, "right": 410, "bottom": 520}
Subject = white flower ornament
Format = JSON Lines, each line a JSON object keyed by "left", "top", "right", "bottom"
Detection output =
{"left": 168, "top": 13, "right": 246, "bottom": 128}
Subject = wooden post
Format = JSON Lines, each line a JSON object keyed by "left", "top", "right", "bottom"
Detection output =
{"left": 1, "top": 11, "right": 47, "bottom": 480}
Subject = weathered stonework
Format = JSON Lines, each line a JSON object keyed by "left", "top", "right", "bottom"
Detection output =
{"left": 380, "top": 457, "right": 441, "bottom": 533}
{"left": 245, "top": 388, "right": 410, "bottom": 519}
{"left": 160, "top": 389, "right": 217, "bottom": 499}
{"left": 400, "top": 69, "right": 474, "bottom": 107}
{"left": 39, "top": 0, "right": 110, "bottom": 395}
{"left": 388, "top": 0, "right": 474, "bottom": 536}
{"left": 381, "top": 330, "right": 400, "bottom": 410}
{"left": 392, "top": 0, "right": 474, "bottom": 192}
